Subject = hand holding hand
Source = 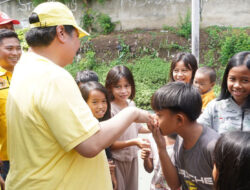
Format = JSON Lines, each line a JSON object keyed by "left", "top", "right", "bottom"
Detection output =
{"left": 136, "top": 138, "right": 150, "bottom": 149}
{"left": 141, "top": 147, "right": 151, "bottom": 160}
{"left": 152, "top": 125, "right": 166, "bottom": 151}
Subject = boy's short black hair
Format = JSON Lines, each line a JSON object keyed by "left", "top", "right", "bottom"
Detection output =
{"left": 0, "top": 29, "right": 19, "bottom": 44}
{"left": 75, "top": 70, "right": 99, "bottom": 85}
{"left": 196, "top": 66, "right": 216, "bottom": 83}
{"left": 151, "top": 82, "right": 202, "bottom": 121}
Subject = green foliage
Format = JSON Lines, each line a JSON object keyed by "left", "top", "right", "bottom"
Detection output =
{"left": 80, "top": 10, "right": 115, "bottom": 35}
{"left": 219, "top": 30, "right": 250, "bottom": 66}
{"left": 16, "top": 28, "right": 29, "bottom": 51}
{"left": 117, "top": 37, "right": 131, "bottom": 61}
{"left": 97, "top": 13, "right": 115, "bottom": 34}
{"left": 81, "top": 9, "right": 95, "bottom": 32}
{"left": 177, "top": 10, "right": 191, "bottom": 39}
{"left": 162, "top": 25, "right": 176, "bottom": 33}
{"left": 203, "top": 26, "right": 250, "bottom": 83}
{"left": 65, "top": 51, "right": 97, "bottom": 77}
{"left": 129, "top": 57, "right": 170, "bottom": 109}
{"left": 159, "top": 39, "right": 187, "bottom": 51}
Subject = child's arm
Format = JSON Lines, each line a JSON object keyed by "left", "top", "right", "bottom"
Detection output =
{"left": 152, "top": 127, "right": 181, "bottom": 190}
{"left": 74, "top": 107, "right": 152, "bottom": 158}
{"left": 110, "top": 138, "right": 150, "bottom": 150}
{"left": 141, "top": 147, "right": 153, "bottom": 173}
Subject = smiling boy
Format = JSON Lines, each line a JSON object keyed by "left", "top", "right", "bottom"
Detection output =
{"left": 150, "top": 82, "right": 219, "bottom": 190}
{"left": 193, "top": 66, "right": 216, "bottom": 111}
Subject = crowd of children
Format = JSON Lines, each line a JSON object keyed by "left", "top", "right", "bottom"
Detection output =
{"left": 2, "top": 2, "right": 249, "bottom": 190}
{"left": 75, "top": 50, "right": 250, "bottom": 190}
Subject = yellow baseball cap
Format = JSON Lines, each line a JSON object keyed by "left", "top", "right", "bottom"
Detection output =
{"left": 30, "top": 2, "right": 89, "bottom": 38}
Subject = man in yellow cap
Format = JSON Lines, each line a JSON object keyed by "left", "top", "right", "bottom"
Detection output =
{"left": 5, "top": 2, "right": 151, "bottom": 190}
{"left": 0, "top": 29, "right": 22, "bottom": 190}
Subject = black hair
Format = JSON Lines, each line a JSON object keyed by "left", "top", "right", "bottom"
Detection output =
{"left": 218, "top": 51, "right": 250, "bottom": 108}
{"left": 213, "top": 131, "right": 250, "bottom": 190}
{"left": 105, "top": 65, "right": 135, "bottom": 101}
{"left": 79, "top": 81, "right": 111, "bottom": 122}
{"left": 25, "top": 12, "right": 75, "bottom": 47}
{"left": 75, "top": 70, "right": 99, "bottom": 85}
{"left": 0, "top": 29, "right": 19, "bottom": 44}
{"left": 151, "top": 82, "right": 202, "bottom": 121}
{"left": 169, "top": 52, "right": 198, "bottom": 84}
{"left": 196, "top": 66, "right": 216, "bottom": 83}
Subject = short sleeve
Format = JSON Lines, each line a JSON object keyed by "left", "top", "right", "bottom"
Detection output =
{"left": 197, "top": 100, "right": 216, "bottom": 130}
{"left": 37, "top": 71, "right": 99, "bottom": 152}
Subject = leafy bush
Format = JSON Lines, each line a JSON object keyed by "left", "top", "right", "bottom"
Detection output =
{"left": 177, "top": 10, "right": 191, "bottom": 39}
{"left": 220, "top": 30, "right": 250, "bottom": 66}
{"left": 16, "top": 28, "right": 29, "bottom": 51}
{"left": 81, "top": 9, "right": 95, "bottom": 32}
{"left": 97, "top": 13, "right": 115, "bottom": 34}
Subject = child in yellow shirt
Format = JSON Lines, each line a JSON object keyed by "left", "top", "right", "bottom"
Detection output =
{"left": 193, "top": 66, "right": 216, "bottom": 111}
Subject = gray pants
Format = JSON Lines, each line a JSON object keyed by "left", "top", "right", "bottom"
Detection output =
{"left": 114, "top": 157, "right": 138, "bottom": 190}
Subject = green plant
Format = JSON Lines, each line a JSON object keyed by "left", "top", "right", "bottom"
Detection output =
{"left": 177, "top": 9, "right": 191, "bottom": 39}
{"left": 65, "top": 51, "right": 97, "bottom": 77}
{"left": 117, "top": 37, "right": 131, "bottom": 61}
{"left": 97, "top": 13, "right": 115, "bottom": 34}
{"left": 81, "top": 9, "right": 95, "bottom": 33}
{"left": 162, "top": 25, "right": 176, "bottom": 33}
{"left": 16, "top": 28, "right": 29, "bottom": 51}
{"left": 219, "top": 30, "right": 250, "bottom": 66}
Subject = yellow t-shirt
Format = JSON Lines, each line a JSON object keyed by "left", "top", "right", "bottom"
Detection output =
{"left": 6, "top": 52, "right": 112, "bottom": 190}
{"left": 0, "top": 67, "right": 12, "bottom": 161}
{"left": 201, "top": 90, "right": 216, "bottom": 110}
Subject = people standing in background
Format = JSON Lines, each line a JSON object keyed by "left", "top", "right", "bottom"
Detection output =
{"left": 0, "top": 12, "right": 20, "bottom": 31}
{"left": 0, "top": 29, "right": 22, "bottom": 188}
{"left": 198, "top": 51, "right": 250, "bottom": 133}
{"left": 105, "top": 65, "right": 150, "bottom": 190}
{"left": 193, "top": 66, "right": 216, "bottom": 111}
{"left": 169, "top": 52, "right": 198, "bottom": 84}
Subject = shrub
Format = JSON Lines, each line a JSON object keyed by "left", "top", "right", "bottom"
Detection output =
{"left": 97, "top": 13, "right": 115, "bottom": 34}
{"left": 177, "top": 9, "right": 191, "bottom": 39}
{"left": 220, "top": 30, "right": 250, "bottom": 66}
{"left": 16, "top": 28, "right": 29, "bottom": 51}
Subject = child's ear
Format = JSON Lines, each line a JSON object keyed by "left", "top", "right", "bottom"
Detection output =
{"left": 176, "top": 113, "right": 185, "bottom": 127}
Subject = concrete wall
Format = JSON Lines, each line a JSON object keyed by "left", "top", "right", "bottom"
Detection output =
{"left": 0, "top": 0, "right": 249, "bottom": 30}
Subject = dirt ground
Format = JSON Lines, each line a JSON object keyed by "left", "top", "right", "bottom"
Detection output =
{"left": 81, "top": 29, "right": 210, "bottom": 63}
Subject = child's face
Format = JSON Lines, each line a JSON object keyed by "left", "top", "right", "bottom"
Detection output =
{"left": 155, "top": 109, "right": 177, "bottom": 135}
{"left": 172, "top": 61, "right": 193, "bottom": 83}
{"left": 227, "top": 65, "right": 250, "bottom": 105}
{"left": 111, "top": 77, "right": 131, "bottom": 103}
{"left": 87, "top": 90, "right": 108, "bottom": 119}
{"left": 193, "top": 71, "right": 214, "bottom": 94}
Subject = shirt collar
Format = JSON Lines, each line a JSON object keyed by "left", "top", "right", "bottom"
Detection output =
{"left": 0, "top": 67, "right": 7, "bottom": 76}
